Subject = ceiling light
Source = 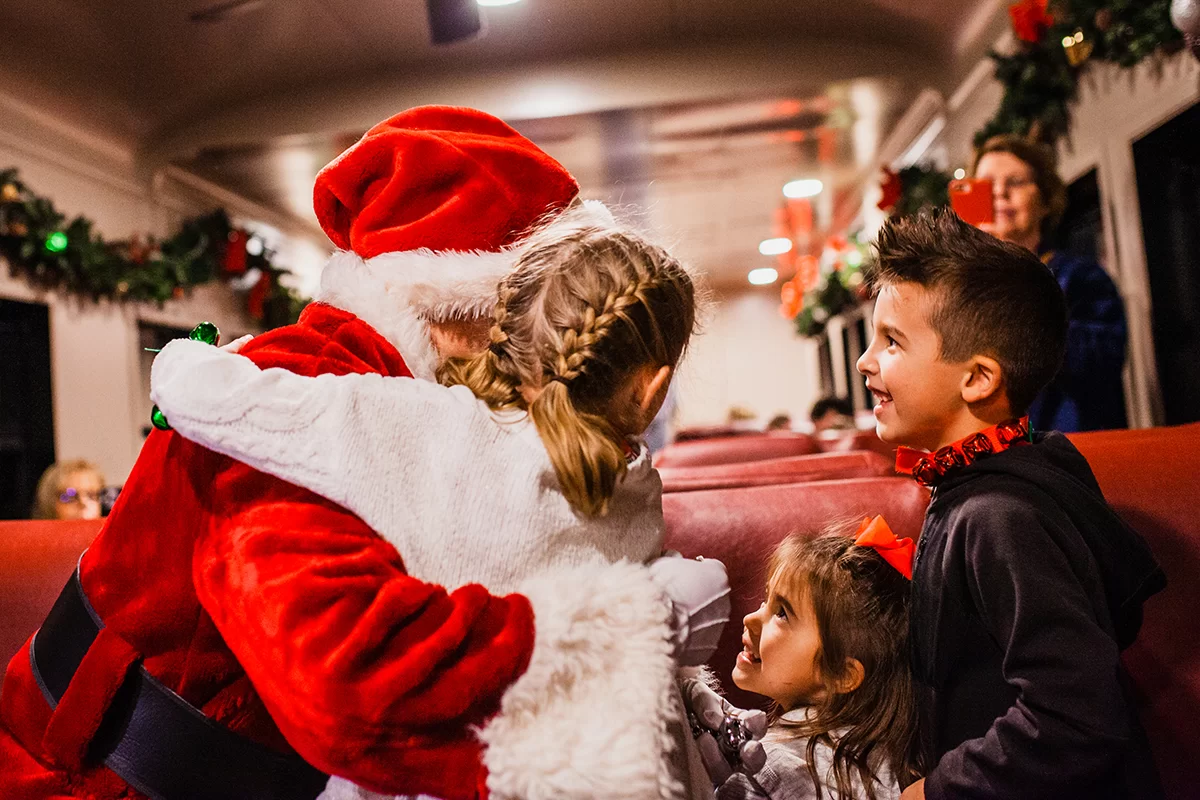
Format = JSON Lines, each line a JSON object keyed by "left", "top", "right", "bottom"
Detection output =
{"left": 758, "top": 238, "right": 793, "bottom": 256}
{"left": 954, "top": 168, "right": 966, "bottom": 180}
{"left": 427, "top": 0, "right": 484, "bottom": 45}
{"left": 478, "top": 0, "right": 521, "bottom": 5}
{"left": 783, "top": 179, "right": 823, "bottom": 199}
{"left": 748, "top": 268, "right": 779, "bottom": 286}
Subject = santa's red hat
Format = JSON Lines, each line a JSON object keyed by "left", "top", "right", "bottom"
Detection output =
{"left": 314, "top": 106, "right": 580, "bottom": 260}
{"left": 312, "top": 105, "right": 613, "bottom": 379}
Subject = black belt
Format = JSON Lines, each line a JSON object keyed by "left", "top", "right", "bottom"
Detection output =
{"left": 30, "top": 562, "right": 329, "bottom": 800}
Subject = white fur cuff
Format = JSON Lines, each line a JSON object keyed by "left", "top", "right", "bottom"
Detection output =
{"left": 479, "top": 560, "right": 686, "bottom": 800}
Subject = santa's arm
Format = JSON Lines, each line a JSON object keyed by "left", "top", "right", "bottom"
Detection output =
{"left": 197, "top": 459, "right": 684, "bottom": 800}
{"left": 151, "top": 338, "right": 455, "bottom": 532}
{"left": 194, "top": 463, "right": 527, "bottom": 799}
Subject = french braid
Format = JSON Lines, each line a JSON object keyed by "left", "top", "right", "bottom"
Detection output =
{"left": 441, "top": 221, "right": 696, "bottom": 516}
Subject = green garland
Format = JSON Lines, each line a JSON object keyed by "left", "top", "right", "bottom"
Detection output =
{"left": 977, "top": 0, "right": 1184, "bottom": 147}
{"left": 892, "top": 165, "right": 952, "bottom": 219}
{"left": 0, "top": 168, "right": 307, "bottom": 330}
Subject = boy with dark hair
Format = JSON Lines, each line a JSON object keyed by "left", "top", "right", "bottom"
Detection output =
{"left": 857, "top": 208, "right": 1165, "bottom": 799}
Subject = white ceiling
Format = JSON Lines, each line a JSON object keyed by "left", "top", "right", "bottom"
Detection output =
{"left": 0, "top": 0, "right": 1008, "bottom": 286}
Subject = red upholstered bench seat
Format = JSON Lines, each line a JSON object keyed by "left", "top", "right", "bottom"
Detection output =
{"left": 659, "top": 450, "right": 892, "bottom": 493}
{"left": 0, "top": 519, "right": 103, "bottom": 667}
{"left": 653, "top": 433, "right": 819, "bottom": 468}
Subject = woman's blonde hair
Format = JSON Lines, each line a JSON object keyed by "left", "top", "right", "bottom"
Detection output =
{"left": 33, "top": 459, "right": 104, "bottom": 520}
{"left": 438, "top": 223, "right": 696, "bottom": 516}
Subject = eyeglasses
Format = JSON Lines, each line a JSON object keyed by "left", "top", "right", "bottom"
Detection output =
{"left": 991, "top": 176, "right": 1037, "bottom": 194}
{"left": 59, "top": 487, "right": 102, "bottom": 505}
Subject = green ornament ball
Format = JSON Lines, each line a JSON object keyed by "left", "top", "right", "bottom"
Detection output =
{"left": 188, "top": 321, "right": 220, "bottom": 346}
{"left": 150, "top": 405, "right": 171, "bottom": 431}
{"left": 45, "top": 231, "right": 68, "bottom": 253}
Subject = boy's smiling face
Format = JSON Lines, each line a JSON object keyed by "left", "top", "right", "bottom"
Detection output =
{"left": 857, "top": 282, "right": 985, "bottom": 452}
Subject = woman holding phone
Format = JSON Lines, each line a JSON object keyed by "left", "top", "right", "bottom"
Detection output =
{"left": 962, "top": 134, "right": 1128, "bottom": 432}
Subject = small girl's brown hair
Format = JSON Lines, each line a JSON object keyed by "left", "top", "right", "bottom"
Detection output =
{"left": 438, "top": 220, "right": 696, "bottom": 516}
{"left": 767, "top": 523, "right": 922, "bottom": 797}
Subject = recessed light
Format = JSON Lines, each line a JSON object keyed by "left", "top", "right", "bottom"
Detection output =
{"left": 783, "top": 179, "right": 823, "bottom": 199}
{"left": 758, "top": 238, "right": 793, "bottom": 256}
{"left": 748, "top": 268, "right": 779, "bottom": 286}
{"left": 478, "top": 0, "right": 521, "bottom": 6}
{"left": 954, "top": 168, "right": 966, "bottom": 180}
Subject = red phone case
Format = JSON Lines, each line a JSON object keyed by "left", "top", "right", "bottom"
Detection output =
{"left": 949, "top": 178, "right": 995, "bottom": 226}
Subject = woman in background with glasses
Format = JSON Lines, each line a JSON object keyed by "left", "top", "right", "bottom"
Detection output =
{"left": 971, "top": 134, "right": 1128, "bottom": 433}
{"left": 32, "top": 460, "right": 105, "bottom": 520}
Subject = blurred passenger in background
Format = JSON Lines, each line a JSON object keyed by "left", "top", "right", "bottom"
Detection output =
{"left": 810, "top": 396, "right": 856, "bottom": 434}
{"left": 726, "top": 404, "right": 759, "bottom": 432}
{"left": 32, "top": 459, "right": 105, "bottom": 520}
{"left": 766, "top": 413, "right": 793, "bottom": 432}
{"left": 972, "top": 135, "right": 1127, "bottom": 432}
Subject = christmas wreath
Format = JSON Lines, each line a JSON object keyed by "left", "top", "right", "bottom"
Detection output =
{"left": 0, "top": 168, "right": 307, "bottom": 330}
{"left": 980, "top": 0, "right": 1190, "bottom": 147}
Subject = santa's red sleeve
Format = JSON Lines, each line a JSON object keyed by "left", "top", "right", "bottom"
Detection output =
{"left": 195, "top": 460, "right": 683, "bottom": 800}
{"left": 193, "top": 459, "right": 530, "bottom": 799}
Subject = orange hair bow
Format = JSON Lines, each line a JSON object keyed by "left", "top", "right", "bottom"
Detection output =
{"left": 853, "top": 515, "right": 915, "bottom": 580}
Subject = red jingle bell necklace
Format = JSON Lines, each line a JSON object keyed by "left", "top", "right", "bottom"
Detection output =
{"left": 895, "top": 417, "right": 1032, "bottom": 488}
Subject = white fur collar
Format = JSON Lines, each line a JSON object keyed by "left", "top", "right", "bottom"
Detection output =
{"left": 315, "top": 200, "right": 616, "bottom": 381}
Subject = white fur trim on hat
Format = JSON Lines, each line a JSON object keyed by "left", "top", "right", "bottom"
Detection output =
{"left": 478, "top": 560, "right": 688, "bottom": 800}
{"left": 316, "top": 200, "right": 616, "bottom": 381}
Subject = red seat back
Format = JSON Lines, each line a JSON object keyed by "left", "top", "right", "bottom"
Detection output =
{"left": 659, "top": 450, "right": 892, "bottom": 493}
{"left": 663, "top": 477, "right": 930, "bottom": 710}
{"left": 673, "top": 426, "right": 760, "bottom": 443}
{"left": 1069, "top": 423, "right": 1200, "bottom": 800}
{"left": 0, "top": 519, "right": 104, "bottom": 667}
{"left": 654, "top": 433, "right": 819, "bottom": 469}
{"left": 816, "top": 428, "right": 899, "bottom": 462}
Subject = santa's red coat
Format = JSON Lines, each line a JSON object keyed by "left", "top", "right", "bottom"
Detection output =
{"left": 0, "top": 303, "right": 536, "bottom": 800}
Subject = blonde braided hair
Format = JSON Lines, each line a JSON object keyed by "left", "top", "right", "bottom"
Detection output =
{"left": 438, "top": 223, "right": 695, "bottom": 516}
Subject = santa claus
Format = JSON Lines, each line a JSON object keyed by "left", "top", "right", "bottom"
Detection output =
{"left": 0, "top": 107, "right": 727, "bottom": 800}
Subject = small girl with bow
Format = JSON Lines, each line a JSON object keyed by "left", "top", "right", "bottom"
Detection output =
{"left": 686, "top": 516, "right": 923, "bottom": 800}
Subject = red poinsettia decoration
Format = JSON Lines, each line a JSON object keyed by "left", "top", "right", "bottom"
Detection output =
{"left": 878, "top": 168, "right": 902, "bottom": 213}
{"left": 247, "top": 270, "right": 272, "bottom": 320}
{"left": 780, "top": 274, "right": 805, "bottom": 319}
{"left": 223, "top": 229, "right": 249, "bottom": 276}
{"left": 797, "top": 255, "right": 821, "bottom": 292}
{"left": 1009, "top": 0, "right": 1053, "bottom": 43}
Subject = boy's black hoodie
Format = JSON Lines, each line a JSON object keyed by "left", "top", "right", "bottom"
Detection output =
{"left": 913, "top": 431, "right": 1166, "bottom": 800}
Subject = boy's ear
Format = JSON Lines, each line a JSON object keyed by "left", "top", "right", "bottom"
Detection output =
{"left": 835, "top": 658, "right": 865, "bottom": 694}
{"left": 960, "top": 355, "right": 1003, "bottom": 405}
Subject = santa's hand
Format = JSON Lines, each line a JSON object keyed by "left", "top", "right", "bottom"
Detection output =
{"left": 648, "top": 555, "right": 731, "bottom": 666}
{"left": 682, "top": 676, "right": 767, "bottom": 785}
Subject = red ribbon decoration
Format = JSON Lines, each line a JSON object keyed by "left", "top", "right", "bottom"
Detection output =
{"left": 853, "top": 515, "right": 914, "bottom": 580}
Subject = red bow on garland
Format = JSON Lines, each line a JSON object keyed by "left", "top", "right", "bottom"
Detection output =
{"left": 853, "top": 515, "right": 915, "bottom": 580}
{"left": 878, "top": 168, "right": 902, "bottom": 213}
{"left": 1009, "top": 0, "right": 1053, "bottom": 43}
